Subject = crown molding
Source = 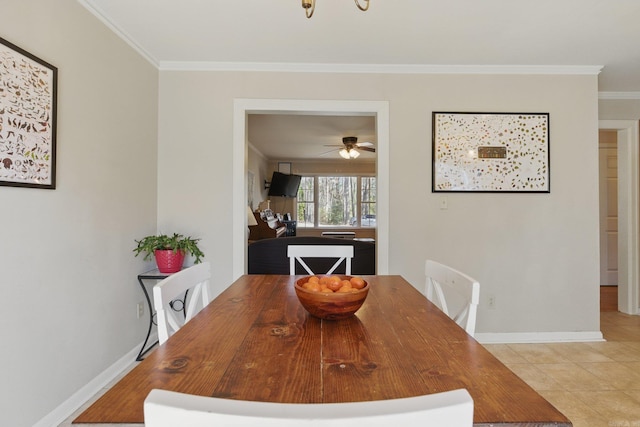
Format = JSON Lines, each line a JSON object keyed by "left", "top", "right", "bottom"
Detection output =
{"left": 77, "top": 0, "right": 159, "bottom": 67}
{"left": 159, "top": 61, "right": 602, "bottom": 76}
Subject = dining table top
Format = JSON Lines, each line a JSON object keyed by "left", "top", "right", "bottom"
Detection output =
{"left": 74, "top": 274, "right": 571, "bottom": 426}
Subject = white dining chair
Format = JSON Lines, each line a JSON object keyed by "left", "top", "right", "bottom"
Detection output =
{"left": 424, "top": 260, "right": 480, "bottom": 337}
{"left": 153, "top": 262, "right": 212, "bottom": 345}
{"left": 288, "top": 245, "right": 354, "bottom": 275}
{"left": 144, "top": 388, "right": 474, "bottom": 427}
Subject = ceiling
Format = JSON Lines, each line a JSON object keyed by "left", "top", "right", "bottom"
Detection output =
{"left": 248, "top": 114, "right": 376, "bottom": 161}
{"left": 79, "top": 0, "right": 640, "bottom": 161}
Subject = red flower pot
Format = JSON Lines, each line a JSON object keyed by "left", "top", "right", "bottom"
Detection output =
{"left": 154, "top": 249, "right": 186, "bottom": 273}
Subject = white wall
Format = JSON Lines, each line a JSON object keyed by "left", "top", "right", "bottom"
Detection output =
{"left": 0, "top": 1, "right": 158, "bottom": 425}
{"left": 158, "top": 71, "right": 601, "bottom": 338}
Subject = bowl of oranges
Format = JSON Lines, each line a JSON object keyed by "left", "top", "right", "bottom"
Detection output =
{"left": 294, "top": 275, "right": 369, "bottom": 320}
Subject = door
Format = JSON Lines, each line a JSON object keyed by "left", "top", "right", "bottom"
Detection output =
{"left": 599, "top": 131, "right": 618, "bottom": 287}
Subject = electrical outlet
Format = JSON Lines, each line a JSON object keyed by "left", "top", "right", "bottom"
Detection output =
{"left": 439, "top": 196, "right": 448, "bottom": 210}
{"left": 137, "top": 302, "right": 145, "bottom": 319}
{"left": 488, "top": 295, "right": 496, "bottom": 309}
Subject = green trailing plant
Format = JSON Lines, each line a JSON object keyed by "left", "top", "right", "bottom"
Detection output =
{"left": 133, "top": 233, "right": 204, "bottom": 264}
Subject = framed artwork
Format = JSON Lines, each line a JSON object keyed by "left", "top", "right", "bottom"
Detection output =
{"left": 278, "top": 162, "right": 292, "bottom": 174}
{"left": 432, "top": 112, "right": 549, "bottom": 193}
{"left": 0, "top": 37, "right": 57, "bottom": 189}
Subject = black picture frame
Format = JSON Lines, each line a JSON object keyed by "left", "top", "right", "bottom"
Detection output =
{"left": 0, "top": 37, "right": 57, "bottom": 189}
{"left": 432, "top": 112, "right": 550, "bottom": 193}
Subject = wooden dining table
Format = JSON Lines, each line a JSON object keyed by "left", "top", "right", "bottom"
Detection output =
{"left": 74, "top": 274, "right": 571, "bottom": 426}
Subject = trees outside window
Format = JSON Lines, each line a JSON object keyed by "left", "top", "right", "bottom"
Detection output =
{"left": 361, "top": 177, "right": 376, "bottom": 227}
{"left": 297, "top": 176, "right": 314, "bottom": 227}
{"left": 297, "top": 175, "right": 376, "bottom": 228}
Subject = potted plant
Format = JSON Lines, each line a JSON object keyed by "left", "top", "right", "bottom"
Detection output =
{"left": 133, "top": 233, "right": 205, "bottom": 273}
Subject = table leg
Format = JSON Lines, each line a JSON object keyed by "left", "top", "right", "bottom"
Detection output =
{"left": 135, "top": 277, "right": 189, "bottom": 361}
{"left": 136, "top": 277, "right": 158, "bottom": 361}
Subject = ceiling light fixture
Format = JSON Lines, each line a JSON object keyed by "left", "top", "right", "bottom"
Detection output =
{"left": 339, "top": 147, "right": 360, "bottom": 159}
{"left": 302, "top": 0, "right": 370, "bottom": 18}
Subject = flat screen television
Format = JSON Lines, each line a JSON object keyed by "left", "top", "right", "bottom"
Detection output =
{"left": 268, "top": 171, "right": 302, "bottom": 198}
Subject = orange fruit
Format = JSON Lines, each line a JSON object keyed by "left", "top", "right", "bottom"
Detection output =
{"left": 327, "top": 279, "right": 343, "bottom": 291}
{"left": 306, "top": 282, "right": 321, "bottom": 292}
{"left": 350, "top": 277, "right": 366, "bottom": 289}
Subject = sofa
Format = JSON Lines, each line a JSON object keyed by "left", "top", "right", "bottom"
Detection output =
{"left": 248, "top": 236, "right": 376, "bottom": 275}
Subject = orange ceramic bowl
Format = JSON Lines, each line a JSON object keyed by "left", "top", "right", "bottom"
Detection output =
{"left": 294, "top": 276, "right": 369, "bottom": 320}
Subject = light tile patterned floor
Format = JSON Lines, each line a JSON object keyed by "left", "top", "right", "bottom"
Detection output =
{"left": 485, "top": 312, "right": 640, "bottom": 427}
{"left": 62, "top": 311, "right": 640, "bottom": 426}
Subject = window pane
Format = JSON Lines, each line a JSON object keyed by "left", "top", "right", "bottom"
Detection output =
{"left": 361, "top": 177, "right": 376, "bottom": 227}
{"left": 361, "top": 177, "right": 376, "bottom": 202}
{"left": 318, "top": 177, "right": 357, "bottom": 226}
{"left": 296, "top": 177, "right": 314, "bottom": 227}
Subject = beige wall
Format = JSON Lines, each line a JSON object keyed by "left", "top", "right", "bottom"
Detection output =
{"left": 158, "top": 71, "right": 601, "bottom": 337}
{"left": 247, "top": 144, "right": 269, "bottom": 211}
{"left": 600, "top": 99, "right": 640, "bottom": 120}
{"left": 1, "top": 1, "right": 159, "bottom": 425}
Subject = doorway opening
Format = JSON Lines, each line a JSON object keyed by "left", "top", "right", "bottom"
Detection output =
{"left": 599, "top": 129, "right": 618, "bottom": 311}
{"left": 232, "top": 99, "right": 390, "bottom": 280}
{"left": 598, "top": 120, "right": 640, "bottom": 315}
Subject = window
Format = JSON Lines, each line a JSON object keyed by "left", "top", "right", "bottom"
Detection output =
{"left": 297, "top": 176, "right": 314, "bottom": 227}
{"left": 361, "top": 177, "right": 376, "bottom": 227}
{"left": 296, "top": 175, "right": 376, "bottom": 228}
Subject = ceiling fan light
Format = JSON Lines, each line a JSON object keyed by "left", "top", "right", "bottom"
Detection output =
{"left": 350, "top": 149, "right": 360, "bottom": 158}
{"left": 354, "top": 0, "right": 370, "bottom": 11}
{"left": 339, "top": 148, "right": 351, "bottom": 159}
{"left": 303, "top": 0, "right": 368, "bottom": 18}
{"left": 302, "top": 0, "right": 315, "bottom": 18}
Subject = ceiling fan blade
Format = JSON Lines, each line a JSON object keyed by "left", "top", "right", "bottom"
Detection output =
{"left": 359, "top": 146, "right": 376, "bottom": 153}
{"left": 318, "top": 148, "right": 339, "bottom": 156}
{"left": 356, "top": 141, "right": 375, "bottom": 147}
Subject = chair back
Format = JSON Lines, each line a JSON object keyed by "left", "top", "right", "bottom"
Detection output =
{"left": 144, "top": 388, "right": 474, "bottom": 427}
{"left": 153, "top": 262, "right": 212, "bottom": 345}
{"left": 288, "top": 245, "right": 353, "bottom": 275}
{"left": 424, "top": 260, "right": 480, "bottom": 336}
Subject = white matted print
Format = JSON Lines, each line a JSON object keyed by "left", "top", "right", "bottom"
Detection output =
{"left": 0, "top": 37, "right": 57, "bottom": 189}
{"left": 432, "top": 112, "right": 549, "bottom": 193}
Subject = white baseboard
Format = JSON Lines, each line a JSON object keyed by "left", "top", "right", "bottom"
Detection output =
{"left": 475, "top": 330, "right": 605, "bottom": 344}
{"left": 33, "top": 344, "right": 141, "bottom": 427}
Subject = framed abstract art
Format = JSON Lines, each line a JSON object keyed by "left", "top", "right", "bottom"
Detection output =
{"left": 432, "top": 112, "right": 550, "bottom": 193}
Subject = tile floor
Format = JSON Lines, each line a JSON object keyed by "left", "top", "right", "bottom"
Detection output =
{"left": 62, "top": 311, "right": 640, "bottom": 426}
{"left": 484, "top": 311, "right": 640, "bottom": 427}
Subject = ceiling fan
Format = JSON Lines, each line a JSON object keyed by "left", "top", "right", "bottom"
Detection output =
{"left": 325, "top": 136, "right": 376, "bottom": 159}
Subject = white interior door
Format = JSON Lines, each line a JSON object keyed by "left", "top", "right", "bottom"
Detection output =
{"left": 599, "top": 133, "right": 618, "bottom": 287}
